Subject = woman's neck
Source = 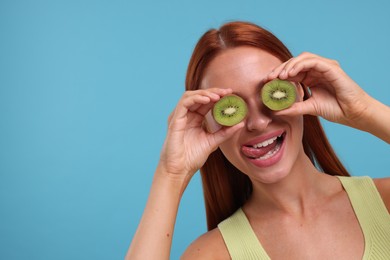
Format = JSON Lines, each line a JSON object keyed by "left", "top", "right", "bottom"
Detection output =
{"left": 244, "top": 153, "right": 341, "bottom": 219}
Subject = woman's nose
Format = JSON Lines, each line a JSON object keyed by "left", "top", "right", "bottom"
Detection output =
{"left": 245, "top": 103, "right": 272, "bottom": 132}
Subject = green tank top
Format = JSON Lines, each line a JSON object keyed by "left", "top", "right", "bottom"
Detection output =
{"left": 218, "top": 176, "right": 390, "bottom": 259}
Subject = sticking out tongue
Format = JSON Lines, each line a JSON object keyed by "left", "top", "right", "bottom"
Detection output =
{"left": 241, "top": 140, "right": 279, "bottom": 158}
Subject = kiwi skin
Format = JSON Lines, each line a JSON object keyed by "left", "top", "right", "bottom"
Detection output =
{"left": 261, "top": 79, "right": 297, "bottom": 111}
{"left": 212, "top": 94, "right": 248, "bottom": 126}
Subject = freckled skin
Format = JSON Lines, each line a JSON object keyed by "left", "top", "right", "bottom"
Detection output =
{"left": 126, "top": 33, "right": 390, "bottom": 259}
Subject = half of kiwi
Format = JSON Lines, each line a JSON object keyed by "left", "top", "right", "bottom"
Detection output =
{"left": 212, "top": 94, "right": 248, "bottom": 126}
{"left": 261, "top": 79, "right": 296, "bottom": 111}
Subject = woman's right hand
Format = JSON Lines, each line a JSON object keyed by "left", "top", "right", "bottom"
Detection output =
{"left": 266, "top": 52, "right": 390, "bottom": 143}
{"left": 158, "top": 88, "right": 244, "bottom": 181}
{"left": 127, "top": 88, "right": 244, "bottom": 260}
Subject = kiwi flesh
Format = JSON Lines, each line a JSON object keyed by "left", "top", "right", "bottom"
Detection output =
{"left": 213, "top": 94, "right": 248, "bottom": 126}
{"left": 261, "top": 79, "right": 296, "bottom": 110}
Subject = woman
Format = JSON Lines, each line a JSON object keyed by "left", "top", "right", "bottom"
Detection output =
{"left": 126, "top": 21, "right": 390, "bottom": 259}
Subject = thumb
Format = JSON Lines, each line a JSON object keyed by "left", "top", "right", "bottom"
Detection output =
{"left": 274, "top": 100, "right": 317, "bottom": 117}
{"left": 209, "top": 121, "right": 245, "bottom": 148}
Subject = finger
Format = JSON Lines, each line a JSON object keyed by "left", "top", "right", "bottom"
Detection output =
{"left": 188, "top": 94, "right": 217, "bottom": 113}
{"left": 170, "top": 92, "right": 220, "bottom": 129}
{"left": 269, "top": 53, "right": 328, "bottom": 81}
{"left": 187, "top": 101, "right": 219, "bottom": 128}
{"left": 190, "top": 88, "right": 240, "bottom": 120}
{"left": 170, "top": 88, "right": 235, "bottom": 128}
{"left": 274, "top": 100, "right": 317, "bottom": 117}
{"left": 193, "top": 90, "right": 234, "bottom": 116}
{"left": 267, "top": 58, "right": 293, "bottom": 81}
{"left": 167, "top": 111, "right": 174, "bottom": 125}
{"left": 278, "top": 54, "right": 317, "bottom": 79}
{"left": 267, "top": 53, "right": 317, "bottom": 80}
{"left": 187, "top": 88, "right": 234, "bottom": 112}
{"left": 193, "top": 88, "right": 233, "bottom": 99}
{"left": 203, "top": 110, "right": 222, "bottom": 133}
{"left": 209, "top": 121, "right": 245, "bottom": 148}
{"left": 193, "top": 101, "right": 214, "bottom": 116}
{"left": 289, "top": 57, "right": 333, "bottom": 77}
{"left": 168, "top": 95, "right": 209, "bottom": 130}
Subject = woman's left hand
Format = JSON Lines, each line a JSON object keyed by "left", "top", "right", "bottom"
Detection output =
{"left": 266, "top": 52, "right": 371, "bottom": 129}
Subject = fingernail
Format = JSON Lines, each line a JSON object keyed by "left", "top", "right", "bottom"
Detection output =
{"left": 211, "top": 93, "right": 219, "bottom": 99}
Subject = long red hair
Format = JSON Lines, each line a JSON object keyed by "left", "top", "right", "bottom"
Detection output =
{"left": 185, "top": 21, "right": 350, "bottom": 230}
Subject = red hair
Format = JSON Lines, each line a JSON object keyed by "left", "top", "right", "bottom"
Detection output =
{"left": 185, "top": 21, "right": 350, "bottom": 230}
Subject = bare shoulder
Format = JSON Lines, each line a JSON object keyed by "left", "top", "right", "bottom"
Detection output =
{"left": 181, "top": 227, "right": 230, "bottom": 260}
{"left": 373, "top": 177, "right": 390, "bottom": 213}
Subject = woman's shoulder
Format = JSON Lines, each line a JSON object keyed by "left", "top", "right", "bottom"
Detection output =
{"left": 373, "top": 177, "right": 390, "bottom": 213}
{"left": 181, "top": 227, "right": 230, "bottom": 260}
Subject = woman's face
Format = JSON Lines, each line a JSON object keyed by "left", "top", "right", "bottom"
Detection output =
{"left": 201, "top": 46, "right": 306, "bottom": 184}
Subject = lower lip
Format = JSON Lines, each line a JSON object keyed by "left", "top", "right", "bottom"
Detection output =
{"left": 245, "top": 135, "right": 286, "bottom": 168}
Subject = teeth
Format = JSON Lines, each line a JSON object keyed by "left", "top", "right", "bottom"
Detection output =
{"left": 256, "top": 142, "right": 281, "bottom": 160}
{"left": 252, "top": 134, "right": 282, "bottom": 148}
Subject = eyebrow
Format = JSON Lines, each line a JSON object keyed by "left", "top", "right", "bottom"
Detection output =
{"left": 230, "top": 81, "right": 265, "bottom": 97}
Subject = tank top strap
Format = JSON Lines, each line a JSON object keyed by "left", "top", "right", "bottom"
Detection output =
{"left": 337, "top": 176, "right": 390, "bottom": 259}
{"left": 218, "top": 208, "right": 270, "bottom": 260}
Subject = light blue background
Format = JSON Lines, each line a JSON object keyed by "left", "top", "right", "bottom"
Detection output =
{"left": 1, "top": 0, "right": 389, "bottom": 259}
